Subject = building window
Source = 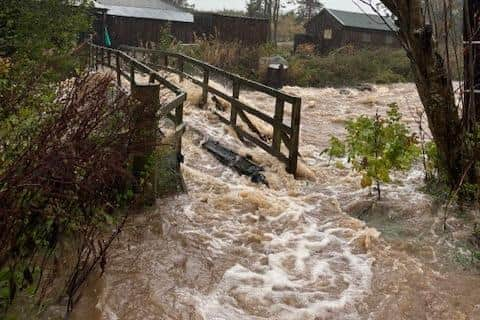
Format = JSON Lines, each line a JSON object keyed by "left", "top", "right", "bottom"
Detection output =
{"left": 361, "top": 33, "right": 372, "bottom": 42}
{"left": 323, "top": 29, "right": 332, "bottom": 40}
{"left": 385, "top": 35, "right": 393, "bottom": 44}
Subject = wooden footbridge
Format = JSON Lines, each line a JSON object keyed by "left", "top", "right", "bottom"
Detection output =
{"left": 87, "top": 43, "right": 302, "bottom": 176}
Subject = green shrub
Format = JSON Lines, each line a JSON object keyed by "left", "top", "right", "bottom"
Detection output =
{"left": 327, "top": 103, "right": 420, "bottom": 199}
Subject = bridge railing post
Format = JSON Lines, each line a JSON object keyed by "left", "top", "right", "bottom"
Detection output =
{"left": 95, "top": 47, "right": 99, "bottom": 71}
{"left": 115, "top": 52, "right": 121, "bottom": 86}
{"left": 179, "top": 56, "right": 185, "bottom": 82}
{"left": 272, "top": 97, "right": 285, "bottom": 155}
{"left": 131, "top": 82, "right": 161, "bottom": 204}
{"left": 230, "top": 80, "right": 240, "bottom": 127}
{"left": 130, "top": 61, "right": 135, "bottom": 90}
{"left": 89, "top": 43, "right": 93, "bottom": 70}
{"left": 287, "top": 97, "right": 301, "bottom": 175}
{"left": 175, "top": 96, "right": 185, "bottom": 162}
{"left": 164, "top": 54, "right": 169, "bottom": 68}
{"left": 202, "top": 68, "right": 209, "bottom": 106}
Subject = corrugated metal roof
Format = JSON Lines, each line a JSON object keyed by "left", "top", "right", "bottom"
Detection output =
{"left": 95, "top": 0, "right": 193, "bottom": 23}
{"left": 326, "top": 9, "right": 397, "bottom": 32}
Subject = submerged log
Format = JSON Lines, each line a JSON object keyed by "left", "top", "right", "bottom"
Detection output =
{"left": 202, "top": 139, "right": 268, "bottom": 186}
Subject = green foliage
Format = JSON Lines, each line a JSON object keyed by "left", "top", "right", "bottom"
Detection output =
{"left": 328, "top": 103, "right": 420, "bottom": 199}
{"left": 287, "top": 48, "right": 412, "bottom": 87}
{"left": 327, "top": 136, "right": 346, "bottom": 159}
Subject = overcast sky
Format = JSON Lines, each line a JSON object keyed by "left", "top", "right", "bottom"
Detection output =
{"left": 190, "top": 0, "right": 375, "bottom": 13}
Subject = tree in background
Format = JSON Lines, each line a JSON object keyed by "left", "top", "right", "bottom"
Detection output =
{"left": 164, "top": 0, "right": 194, "bottom": 9}
{"left": 296, "top": 0, "right": 323, "bottom": 21}
{"left": 246, "top": 0, "right": 295, "bottom": 43}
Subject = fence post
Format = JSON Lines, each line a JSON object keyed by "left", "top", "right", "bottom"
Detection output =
{"left": 131, "top": 82, "right": 161, "bottom": 204}
{"left": 164, "top": 54, "right": 169, "bottom": 68}
{"left": 287, "top": 98, "right": 301, "bottom": 176}
{"left": 115, "top": 52, "right": 121, "bottom": 86}
{"left": 130, "top": 61, "right": 135, "bottom": 90}
{"left": 272, "top": 97, "right": 285, "bottom": 155}
{"left": 89, "top": 43, "right": 93, "bottom": 69}
{"left": 175, "top": 96, "right": 185, "bottom": 161}
{"left": 202, "top": 68, "right": 210, "bottom": 106}
{"left": 95, "top": 47, "right": 98, "bottom": 71}
{"left": 149, "top": 72, "right": 156, "bottom": 84}
{"left": 107, "top": 50, "right": 111, "bottom": 67}
{"left": 101, "top": 47, "right": 105, "bottom": 66}
{"left": 231, "top": 80, "right": 240, "bottom": 127}
{"left": 179, "top": 56, "right": 185, "bottom": 82}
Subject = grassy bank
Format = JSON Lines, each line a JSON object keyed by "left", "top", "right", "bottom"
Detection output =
{"left": 178, "top": 39, "right": 412, "bottom": 87}
{"left": 286, "top": 47, "right": 412, "bottom": 87}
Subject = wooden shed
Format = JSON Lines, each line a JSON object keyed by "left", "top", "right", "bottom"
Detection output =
{"left": 91, "top": 0, "right": 194, "bottom": 47}
{"left": 193, "top": 12, "right": 269, "bottom": 46}
{"left": 297, "top": 8, "right": 399, "bottom": 53}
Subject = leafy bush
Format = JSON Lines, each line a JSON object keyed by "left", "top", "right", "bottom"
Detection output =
{"left": 327, "top": 103, "right": 420, "bottom": 199}
{"left": 0, "top": 74, "right": 144, "bottom": 316}
{"left": 0, "top": 1, "right": 151, "bottom": 316}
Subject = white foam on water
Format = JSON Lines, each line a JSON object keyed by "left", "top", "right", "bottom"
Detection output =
{"left": 195, "top": 218, "right": 373, "bottom": 320}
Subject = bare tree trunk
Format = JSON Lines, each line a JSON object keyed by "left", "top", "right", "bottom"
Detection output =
{"left": 273, "top": 0, "right": 280, "bottom": 45}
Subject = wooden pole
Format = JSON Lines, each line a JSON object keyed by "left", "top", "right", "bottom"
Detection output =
{"left": 131, "top": 82, "right": 161, "bottom": 203}
{"left": 115, "top": 52, "right": 121, "bottom": 86}
{"left": 202, "top": 68, "right": 210, "bottom": 106}
{"left": 179, "top": 56, "right": 185, "bottom": 82}
{"left": 95, "top": 47, "right": 99, "bottom": 71}
{"left": 288, "top": 98, "right": 301, "bottom": 176}
{"left": 89, "top": 43, "right": 93, "bottom": 69}
{"left": 230, "top": 80, "right": 240, "bottom": 127}
{"left": 175, "top": 97, "right": 185, "bottom": 161}
{"left": 164, "top": 54, "right": 169, "bottom": 68}
{"left": 130, "top": 62, "right": 135, "bottom": 90}
{"left": 272, "top": 97, "right": 285, "bottom": 154}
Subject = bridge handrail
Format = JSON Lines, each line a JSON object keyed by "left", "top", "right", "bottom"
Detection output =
{"left": 88, "top": 42, "right": 186, "bottom": 159}
{"left": 119, "top": 45, "right": 301, "bottom": 176}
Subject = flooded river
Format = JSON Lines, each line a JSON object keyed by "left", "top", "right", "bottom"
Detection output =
{"left": 71, "top": 79, "right": 480, "bottom": 320}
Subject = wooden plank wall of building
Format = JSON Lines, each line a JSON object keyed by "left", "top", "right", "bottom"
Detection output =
{"left": 194, "top": 13, "right": 269, "bottom": 45}
{"left": 104, "top": 16, "right": 193, "bottom": 47}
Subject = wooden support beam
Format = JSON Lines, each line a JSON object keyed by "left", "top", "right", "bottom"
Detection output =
{"left": 272, "top": 98, "right": 285, "bottom": 153}
{"left": 288, "top": 98, "right": 301, "bottom": 175}
{"left": 178, "top": 56, "right": 185, "bottom": 82}
{"left": 130, "top": 61, "right": 135, "bottom": 89}
{"left": 115, "top": 52, "right": 121, "bottom": 86}
{"left": 202, "top": 68, "right": 210, "bottom": 106}
{"left": 231, "top": 80, "right": 240, "bottom": 127}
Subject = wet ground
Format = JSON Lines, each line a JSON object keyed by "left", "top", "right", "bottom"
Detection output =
{"left": 71, "top": 77, "right": 480, "bottom": 320}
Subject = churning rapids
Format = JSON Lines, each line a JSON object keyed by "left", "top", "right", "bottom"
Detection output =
{"left": 71, "top": 76, "right": 480, "bottom": 320}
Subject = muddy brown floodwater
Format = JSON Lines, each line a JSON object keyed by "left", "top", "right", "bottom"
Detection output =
{"left": 71, "top": 79, "right": 480, "bottom": 320}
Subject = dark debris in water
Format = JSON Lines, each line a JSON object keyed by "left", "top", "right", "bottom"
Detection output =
{"left": 202, "top": 139, "right": 269, "bottom": 187}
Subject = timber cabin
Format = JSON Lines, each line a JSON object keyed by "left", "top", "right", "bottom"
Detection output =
{"left": 90, "top": 0, "right": 194, "bottom": 47}
{"left": 296, "top": 8, "right": 399, "bottom": 54}
{"left": 86, "top": 0, "right": 269, "bottom": 48}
